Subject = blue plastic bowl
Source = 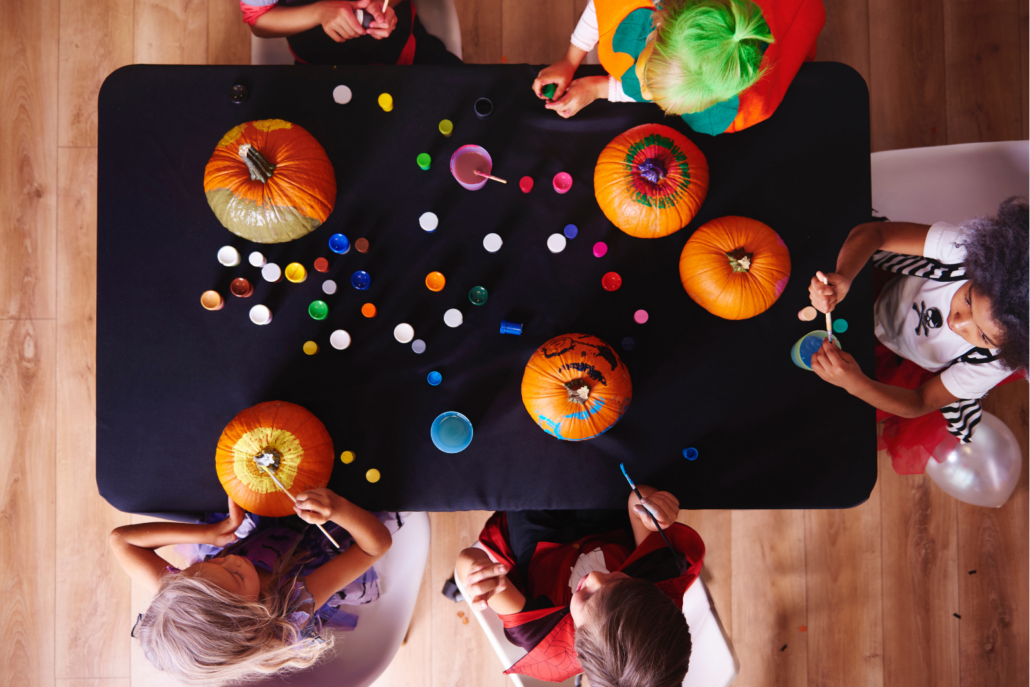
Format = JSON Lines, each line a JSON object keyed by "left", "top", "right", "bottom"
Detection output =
{"left": 431, "top": 412, "right": 473, "bottom": 453}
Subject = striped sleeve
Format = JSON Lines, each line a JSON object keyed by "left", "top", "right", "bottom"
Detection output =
{"left": 940, "top": 398, "right": 982, "bottom": 443}
{"left": 241, "top": 0, "right": 279, "bottom": 26}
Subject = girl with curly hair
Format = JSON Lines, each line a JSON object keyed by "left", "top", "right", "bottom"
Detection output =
{"left": 806, "top": 197, "right": 1028, "bottom": 474}
{"left": 531, "top": 0, "right": 824, "bottom": 135}
{"left": 109, "top": 490, "right": 397, "bottom": 685}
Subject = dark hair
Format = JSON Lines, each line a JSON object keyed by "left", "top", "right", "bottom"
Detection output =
{"left": 961, "top": 196, "right": 1029, "bottom": 371}
{"left": 574, "top": 577, "right": 691, "bottom": 687}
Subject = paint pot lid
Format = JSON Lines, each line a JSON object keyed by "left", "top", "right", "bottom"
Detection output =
{"left": 483, "top": 233, "right": 503, "bottom": 252}
{"left": 329, "top": 233, "right": 351, "bottom": 254}
{"left": 333, "top": 85, "right": 353, "bottom": 104}
{"left": 443, "top": 309, "right": 463, "bottom": 327}
{"left": 420, "top": 212, "right": 439, "bottom": 231}
{"left": 593, "top": 242, "right": 608, "bottom": 258}
{"left": 313, "top": 257, "right": 329, "bottom": 273}
{"left": 394, "top": 323, "right": 415, "bottom": 343}
{"left": 633, "top": 309, "right": 648, "bottom": 324}
{"left": 602, "top": 272, "right": 623, "bottom": 291}
{"left": 322, "top": 280, "right": 337, "bottom": 295}
{"left": 330, "top": 330, "right": 351, "bottom": 350}
{"left": 427, "top": 371, "right": 443, "bottom": 386}
{"left": 355, "top": 238, "right": 370, "bottom": 253}
{"left": 217, "top": 246, "right": 240, "bottom": 265}
{"left": 563, "top": 224, "right": 578, "bottom": 239}
{"left": 547, "top": 234, "right": 567, "bottom": 253}
{"left": 519, "top": 176, "right": 534, "bottom": 193}
{"left": 412, "top": 339, "right": 426, "bottom": 354}
{"left": 248, "top": 251, "right": 266, "bottom": 267}
{"left": 261, "top": 263, "right": 281, "bottom": 282}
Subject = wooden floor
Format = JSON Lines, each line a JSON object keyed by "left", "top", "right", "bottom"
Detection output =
{"left": 1, "top": 1, "right": 1026, "bottom": 685}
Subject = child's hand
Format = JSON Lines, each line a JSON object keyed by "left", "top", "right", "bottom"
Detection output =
{"left": 533, "top": 60, "right": 577, "bottom": 101}
{"left": 632, "top": 490, "right": 679, "bottom": 531}
{"left": 362, "top": 0, "right": 396, "bottom": 39}
{"left": 806, "top": 270, "right": 851, "bottom": 315}
{"left": 545, "top": 76, "right": 607, "bottom": 118}
{"left": 294, "top": 488, "right": 339, "bottom": 525}
{"left": 464, "top": 560, "right": 510, "bottom": 611}
{"left": 810, "top": 340, "right": 864, "bottom": 390}
{"left": 209, "top": 497, "right": 246, "bottom": 547}
{"left": 318, "top": 0, "right": 366, "bottom": 42}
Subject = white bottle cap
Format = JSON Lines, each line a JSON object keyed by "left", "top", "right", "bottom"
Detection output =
{"left": 248, "top": 251, "right": 267, "bottom": 267}
{"left": 394, "top": 323, "right": 415, "bottom": 343}
{"left": 411, "top": 339, "right": 426, "bottom": 354}
{"left": 483, "top": 233, "right": 503, "bottom": 253}
{"left": 217, "top": 246, "right": 241, "bottom": 266}
{"left": 261, "top": 263, "right": 282, "bottom": 282}
{"left": 249, "top": 304, "right": 272, "bottom": 325}
{"left": 419, "top": 212, "right": 439, "bottom": 232}
{"left": 333, "top": 85, "right": 353, "bottom": 105}
{"left": 547, "top": 234, "right": 567, "bottom": 253}
{"left": 322, "top": 279, "right": 337, "bottom": 295}
{"left": 330, "top": 330, "right": 351, "bottom": 350}
{"left": 443, "top": 309, "right": 463, "bottom": 327}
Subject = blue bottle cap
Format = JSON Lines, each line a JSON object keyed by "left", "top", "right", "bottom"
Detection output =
{"left": 833, "top": 318, "right": 849, "bottom": 333}
{"left": 683, "top": 447, "right": 698, "bottom": 461}
{"left": 329, "top": 233, "right": 350, "bottom": 254}
{"left": 427, "top": 371, "right": 443, "bottom": 386}
{"left": 622, "top": 337, "right": 635, "bottom": 351}
{"left": 499, "top": 320, "right": 522, "bottom": 335}
{"left": 563, "top": 224, "right": 578, "bottom": 239}
{"left": 351, "top": 270, "right": 371, "bottom": 290}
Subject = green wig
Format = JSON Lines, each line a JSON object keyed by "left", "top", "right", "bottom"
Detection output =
{"left": 646, "top": 0, "right": 774, "bottom": 115}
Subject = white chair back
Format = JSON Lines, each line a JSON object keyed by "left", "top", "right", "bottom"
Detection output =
{"left": 870, "top": 141, "right": 1029, "bottom": 224}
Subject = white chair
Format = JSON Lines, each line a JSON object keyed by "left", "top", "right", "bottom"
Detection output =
{"left": 870, "top": 140, "right": 1029, "bottom": 223}
{"left": 250, "top": 0, "right": 462, "bottom": 65}
{"left": 455, "top": 566, "right": 739, "bottom": 687}
{"left": 264, "top": 512, "right": 431, "bottom": 687}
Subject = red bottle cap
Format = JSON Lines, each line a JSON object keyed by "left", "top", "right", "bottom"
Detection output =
{"left": 601, "top": 272, "right": 622, "bottom": 291}
{"left": 519, "top": 176, "right": 534, "bottom": 193}
{"left": 313, "top": 257, "right": 329, "bottom": 273}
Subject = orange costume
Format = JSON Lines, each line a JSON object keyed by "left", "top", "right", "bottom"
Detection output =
{"left": 595, "top": 0, "right": 825, "bottom": 135}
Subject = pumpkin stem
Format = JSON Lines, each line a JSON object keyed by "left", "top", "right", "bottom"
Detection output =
{"left": 253, "top": 447, "right": 283, "bottom": 472}
{"left": 725, "top": 247, "right": 754, "bottom": 273}
{"left": 564, "top": 379, "right": 590, "bottom": 404}
{"left": 637, "top": 157, "right": 667, "bottom": 184}
{"left": 239, "top": 144, "right": 276, "bottom": 183}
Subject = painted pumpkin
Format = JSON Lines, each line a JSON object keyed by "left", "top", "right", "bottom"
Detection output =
{"left": 679, "top": 216, "right": 791, "bottom": 320}
{"left": 204, "top": 120, "right": 336, "bottom": 244}
{"left": 594, "top": 123, "right": 708, "bottom": 239}
{"left": 215, "top": 401, "right": 334, "bottom": 516}
{"left": 521, "top": 334, "right": 632, "bottom": 441}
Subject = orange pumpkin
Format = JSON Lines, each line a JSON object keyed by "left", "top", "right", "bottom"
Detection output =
{"left": 594, "top": 123, "right": 709, "bottom": 239}
{"left": 204, "top": 120, "right": 336, "bottom": 244}
{"left": 521, "top": 334, "right": 632, "bottom": 441}
{"left": 679, "top": 216, "right": 791, "bottom": 320}
{"left": 215, "top": 401, "right": 334, "bottom": 516}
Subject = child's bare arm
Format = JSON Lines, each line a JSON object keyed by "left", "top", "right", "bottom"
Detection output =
{"left": 295, "top": 489, "right": 392, "bottom": 610}
{"left": 627, "top": 485, "right": 680, "bottom": 548}
{"left": 809, "top": 221, "right": 932, "bottom": 314}
{"left": 252, "top": 1, "right": 373, "bottom": 41}
{"left": 109, "top": 497, "right": 245, "bottom": 594}
{"left": 456, "top": 547, "right": 525, "bottom": 614}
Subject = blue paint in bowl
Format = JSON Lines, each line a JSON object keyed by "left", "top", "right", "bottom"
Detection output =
{"left": 431, "top": 412, "right": 473, "bottom": 453}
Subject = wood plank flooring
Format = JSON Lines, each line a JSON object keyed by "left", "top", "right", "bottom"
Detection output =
{"left": 0, "top": 1, "right": 1026, "bottom": 686}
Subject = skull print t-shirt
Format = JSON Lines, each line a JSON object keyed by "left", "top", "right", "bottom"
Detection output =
{"left": 874, "top": 222, "right": 1008, "bottom": 400}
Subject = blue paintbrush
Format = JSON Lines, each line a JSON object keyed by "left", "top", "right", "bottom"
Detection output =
{"left": 619, "top": 463, "right": 685, "bottom": 572}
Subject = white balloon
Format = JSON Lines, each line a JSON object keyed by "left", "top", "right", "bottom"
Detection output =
{"left": 925, "top": 411, "right": 1023, "bottom": 508}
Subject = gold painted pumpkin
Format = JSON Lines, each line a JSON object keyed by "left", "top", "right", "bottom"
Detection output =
{"left": 204, "top": 120, "right": 336, "bottom": 244}
{"left": 215, "top": 401, "right": 334, "bottom": 516}
{"left": 521, "top": 334, "right": 632, "bottom": 441}
{"left": 679, "top": 216, "right": 791, "bottom": 320}
{"left": 594, "top": 123, "right": 708, "bottom": 239}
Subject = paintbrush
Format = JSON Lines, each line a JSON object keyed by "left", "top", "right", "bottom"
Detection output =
{"left": 474, "top": 170, "right": 508, "bottom": 184}
{"left": 254, "top": 456, "right": 340, "bottom": 549}
{"left": 818, "top": 273, "right": 834, "bottom": 342}
{"left": 619, "top": 464, "right": 686, "bottom": 572}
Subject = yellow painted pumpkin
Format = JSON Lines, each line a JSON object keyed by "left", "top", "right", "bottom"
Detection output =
{"left": 521, "top": 334, "right": 632, "bottom": 441}
{"left": 679, "top": 216, "right": 791, "bottom": 320}
{"left": 204, "top": 120, "right": 336, "bottom": 243}
{"left": 594, "top": 123, "right": 708, "bottom": 239}
{"left": 215, "top": 401, "right": 334, "bottom": 516}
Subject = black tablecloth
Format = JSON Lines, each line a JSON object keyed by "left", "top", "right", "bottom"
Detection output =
{"left": 97, "top": 63, "right": 875, "bottom": 514}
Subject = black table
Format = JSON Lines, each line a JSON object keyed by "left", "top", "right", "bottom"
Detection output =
{"left": 97, "top": 63, "right": 875, "bottom": 515}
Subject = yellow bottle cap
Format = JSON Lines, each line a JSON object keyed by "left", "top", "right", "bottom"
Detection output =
{"left": 366, "top": 468, "right": 381, "bottom": 483}
{"left": 439, "top": 119, "right": 453, "bottom": 136}
{"left": 285, "top": 262, "right": 307, "bottom": 283}
{"left": 378, "top": 93, "right": 393, "bottom": 111}
{"left": 303, "top": 341, "right": 318, "bottom": 355}
{"left": 340, "top": 450, "right": 356, "bottom": 464}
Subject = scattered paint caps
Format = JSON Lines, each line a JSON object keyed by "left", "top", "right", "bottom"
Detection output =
{"left": 378, "top": 93, "right": 393, "bottom": 111}
{"left": 602, "top": 272, "right": 623, "bottom": 291}
{"left": 361, "top": 303, "right": 377, "bottom": 318}
{"left": 200, "top": 291, "right": 224, "bottom": 311}
{"left": 285, "top": 263, "right": 307, "bottom": 283}
{"left": 500, "top": 320, "right": 522, "bottom": 335}
{"left": 799, "top": 306, "right": 818, "bottom": 322}
{"left": 483, "top": 233, "right": 503, "bottom": 253}
{"left": 519, "top": 176, "right": 534, "bottom": 193}
{"left": 439, "top": 119, "right": 453, "bottom": 137}
{"left": 329, "top": 233, "right": 350, "bottom": 254}
{"left": 420, "top": 212, "right": 439, "bottom": 232}
{"left": 394, "top": 323, "right": 414, "bottom": 343}
{"left": 593, "top": 242, "right": 608, "bottom": 258}
{"left": 468, "top": 286, "right": 488, "bottom": 306}
{"left": 217, "top": 246, "right": 240, "bottom": 267}
{"left": 553, "top": 172, "right": 573, "bottom": 194}
{"left": 340, "top": 450, "right": 355, "bottom": 464}
{"left": 417, "top": 153, "right": 431, "bottom": 170}
{"left": 308, "top": 300, "right": 328, "bottom": 320}
{"left": 322, "top": 280, "right": 337, "bottom": 295}
{"left": 547, "top": 234, "right": 567, "bottom": 253}
{"left": 563, "top": 224, "right": 578, "bottom": 239}
{"left": 412, "top": 339, "right": 426, "bottom": 354}
{"left": 683, "top": 447, "right": 699, "bottom": 461}
{"left": 474, "top": 98, "right": 493, "bottom": 119}
{"left": 333, "top": 85, "right": 352, "bottom": 104}
{"left": 355, "top": 238, "right": 370, "bottom": 253}
{"left": 261, "top": 263, "right": 282, "bottom": 283}
{"left": 230, "top": 278, "right": 253, "bottom": 298}
{"left": 313, "top": 257, "right": 329, "bottom": 273}
{"left": 431, "top": 411, "right": 474, "bottom": 453}
{"left": 833, "top": 318, "right": 849, "bottom": 333}
{"left": 426, "top": 271, "right": 446, "bottom": 291}
{"left": 366, "top": 468, "right": 381, "bottom": 483}
{"left": 633, "top": 309, "right": 648, "bottom": 324}
{"left": 351, "top": 270, "right": 371, "bottom": 290}
{"left": 303, "top": 341, "right": 319, "bottom": 355}
{"left": 444, "top": 309, "right": 463, "bottom": 327}
{"left": 330, "top": 330, "right": 352, "bottom": 350}
{"left": 542, "top": 83, "right": 557, "bottom": 100}
{"left": 248, "top": 251, "right": 267, "bottom": 267}
{"left": 249, "top": 304, "right": 272, "bottom": 325}
{"left": 427, "top": 371, "right": 443, "bottom": 386}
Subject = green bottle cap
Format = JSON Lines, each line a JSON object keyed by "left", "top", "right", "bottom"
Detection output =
{"left": 542, "top": 83, "right": 557, "bottom": 100}
{"left": 468, "top": 286, "right": 489, "bottom": 306}
{"left": 417, "top": 153, "right": 431, "bottom": 170}
{"left": 308, "top": 300, "right": 329, "bottom": 320}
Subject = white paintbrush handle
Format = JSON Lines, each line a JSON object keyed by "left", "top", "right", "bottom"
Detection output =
{"left": 259, "top": 465, "right": 340, "bottom": 548}
{"left": 818, "top": 274, "right": 834, "bottom": 340}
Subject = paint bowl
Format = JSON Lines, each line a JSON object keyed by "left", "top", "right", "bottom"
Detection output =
{"left": 450, "top": 145, "right": 492, "bottom": 191}
{"left": 200, "top": 291, "right": 224, "bottom": 311}
{"left": 791, "top": 330, "right": 841, "bottom": 371}
{"left": 431, "top": 411, "right": 474, "bottom": 453}
{"left": 329, "top": 233, "right": 350, "bottom": 254}
{"left": 553, "top": 172, "right": 573, "bottom": 194}
{"left": 474, "top": 98, "right": 493, "bottom": 119}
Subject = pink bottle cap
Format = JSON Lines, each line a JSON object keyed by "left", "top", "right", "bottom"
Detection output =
{"left": 633, "top": 309, "right": 649, "bottom": 324}
{"left": 593, "top": 242, "right": 608, "bottom": 258}
{"left": 519, "top": 177, "right": 534, "bottom": 193}
{"left": 553, "top": 172, "right": 573, "bottom": 194}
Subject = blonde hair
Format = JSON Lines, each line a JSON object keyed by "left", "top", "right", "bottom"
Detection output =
{"left": 137, "top": 562, "right": 333, "bottom": 686}
{"left": 646, "top": 0, "right": 774, "bottom": 115}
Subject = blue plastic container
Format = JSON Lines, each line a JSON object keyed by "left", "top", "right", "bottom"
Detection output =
{"left": 431, "top": 412, "right": 473, "bottom": 453}
{"left": 499, "top": 320, "right": 522, "bottom": 335}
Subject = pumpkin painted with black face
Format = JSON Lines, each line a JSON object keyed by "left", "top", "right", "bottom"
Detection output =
{"left": 521, "top": 334, "right": 632, "bottom": 441}
{"left": 594, "top": 123, "right": 709, "bottom": 239}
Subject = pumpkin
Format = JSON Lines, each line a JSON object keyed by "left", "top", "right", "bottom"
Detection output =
{"left": 594, "top": 123, "right": 709, "bottom": 239}
{"left": 204, "top": 120, "right": 336, "bottom": 244}
{"left": 215, "top": 400, "right": 334, "bottom": 516}
{"left": 521, "top": 334, "right": 632, "bottom": 441}
{"left": 679, "top": 216, "right": 791, "bottom": 320}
